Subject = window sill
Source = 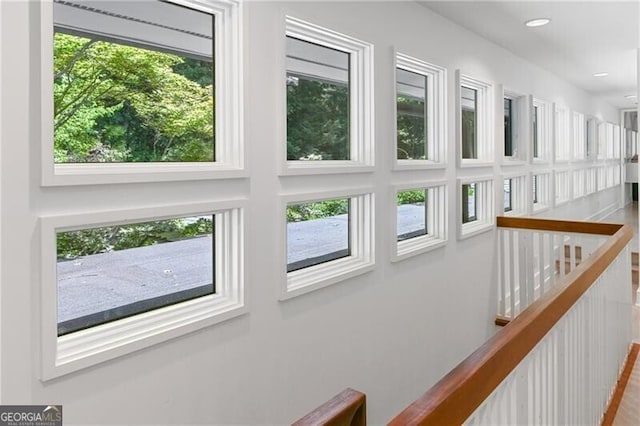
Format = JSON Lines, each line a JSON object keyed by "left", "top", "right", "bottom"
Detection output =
{"left": 392, "top": 236, "right": 446, "bottom": 262}
{"left": 459, "top": 159, "right": 494, "bottom": 169}
{"left": 43, "top": 163, "right": 248, "bottom": 186}
{"left": 532, "top": 204, "right": 550, "bottom": 214}
{"left": 501, "top": 157, "right": 527, "bottom": 166}
{"left": 458, "top": 220, "right": 494, "bottom": 240}
{"left": 393, "top": 160, "right": 447, "bottom": 171}
{"left": 281, "top": 256, "right": 374, "bottom": 300}
{"left": 280, "top": 161, "right": 375, "bottom": 176}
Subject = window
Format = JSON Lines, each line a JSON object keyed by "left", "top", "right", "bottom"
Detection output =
{"left": 461, "top": 87, "right": 477, "bottom": 159}
{"left": 281, "top": 190, "right": 374, "bottom": 300}
{"left": 462, "top": 183, "right": 477, "bottom": 223}
{"left": 573, "top": 169, "right": 585, "bottom": 198}
{"left": 532, "top": 98, "right": 550, "bottom": 162}
{"left": 394, "top": 53, "right": 447, "bottom": 167}
{"left": 532, "top": 173, "right": 550, "bottom": 212}
{"left": 502, "top": 174, "right": 527, "bottom": 216}
{"left": 458, "top": 72, "right": 493, "bottom": 165}
{"left": 286, "top": 37, "right": 349, "bottom": 161}
{"left": 392, "top": 183, "right": 447, "bottom": 261}
{"left": 533, "top": 106, "right": 539, "bottom": 158}
{"left": 586, "top": 167, "right": 597, "bottom": 194}
{"left": 57, "top": 215, "right": 214, "bottom": 336}
{"left": 503, "top": 179, "right": 512, "bottom": 212}
{"left": 504, "top": 98, "right": 513, "bottom": 156}
{"left": 458, "top": 178, "right": 494, "bottom": 239}
{"left": 44, "top": 0, "right": 243, "bottom": 185}
{"left": 597, "top": 166, "right": 606, "bottom": 190}
{"left": 573, "top": 112, "right": 586, "bottom": 160}
{"left": 554, "top": 170, "right": 571, "bottom": 206}
{"left": 284, "top": 16, "right": 373, "bottom": 173}
{"left": 555, "top": 105, "right": 570, "bottom": 161}
{"left": 41, "top": 202, "right": 246, "bottom": 380}
{"left": 287, "top": 198, "right": 350, "bottom": 271}
{"left": 397, "top": 190, "right": 426, "bottom": 240}
{"left": 586, "top": 117, "right": 596, "bottom": 159}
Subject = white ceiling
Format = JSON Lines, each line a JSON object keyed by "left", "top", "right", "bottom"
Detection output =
{"left": 420, "top": 1, "right": 638, "bottom": 109}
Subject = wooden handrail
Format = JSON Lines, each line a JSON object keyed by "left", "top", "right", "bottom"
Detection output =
{"left": 497, "top": 216, "right": 623, "bottom": 235}
{"left": 293, "top": 388, "right": 366, "bottom": 426}
{"left": 389, "top": 219, "right": 632, "bottom": 426}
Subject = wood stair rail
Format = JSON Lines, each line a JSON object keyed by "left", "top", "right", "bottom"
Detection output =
{"left": 293, "top": 388, "right": 366, "bottom": 426}
{"left": 389, "top": 217, "right": 632, "bottom": 426}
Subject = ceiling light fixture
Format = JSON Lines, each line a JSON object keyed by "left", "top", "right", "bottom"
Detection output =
{"left": 525, "top": 18, "right": 551, "bottom": 27}
{"left": 624, "top": 94, "right": 637, "bottom": 99}
{"left": 592, "top": 72, "right": 609, "bottom": 77}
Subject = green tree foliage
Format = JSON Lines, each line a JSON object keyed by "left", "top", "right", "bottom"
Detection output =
{"left": 397, "top": 96, "right": 427, "bottom": 160}
{"left": 287, "top": 199, "right": 349, "bottom": 222}
{"left": 286, "top": 75, "right": 349, "bottom": 160}
{"left": 57, "top": 218, "right": 213, "bottom": 260}
{"left": 53, "top": 33, "right": 214, "bottom": 163}
{"left": 397, "top": 190, "right": 426, "bottom": 205}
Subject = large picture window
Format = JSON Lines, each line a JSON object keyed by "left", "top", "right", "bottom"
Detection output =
{"left": 53, "top": 1, "right": 214, "bottom": 164}
{"left": 44, "top": 0, "right": 243, "bottom": 185}
{"left": 41, "top": 202, "right": 246, "bottom": 380}
{"left": 57, "top": 216, "right": 214, "bottom": 335}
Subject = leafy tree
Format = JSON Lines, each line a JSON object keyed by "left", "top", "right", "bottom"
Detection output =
{"left": 397, "top": 96, "right": 427, "bottom": 160}
{"left": 57, "top": 218, "right": 213, "bottom": 260}
{"left": 53, "top": 33, "right": 214, "bottom": 163}
{"left": 286, "top": 75, "right": 349, "bottom": 160}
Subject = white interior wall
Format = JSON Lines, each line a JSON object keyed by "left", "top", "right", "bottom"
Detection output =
{"left": 0, "top": 1, "right": 623, "bottom": 424}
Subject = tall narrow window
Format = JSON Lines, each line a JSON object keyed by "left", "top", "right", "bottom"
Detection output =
{"left": 396, "top": 190, "right": 427, "bottom": 241}
{"left": 532, "top": 175, "right": 539, "bottom": 204}
{"left": 533, "top": 106, "right": 539, "bottom": 158}
{"left": 504, "top": 179, "right": 512, "bottom": 212}
{"left": 504, "top": 98, "right": 513, "bottom": 156}
{"left": 286, "top": 37, "right": 350, "bottom": 161}
{"left": 462, "top": 183, "right": 477, "bottom": 223}
{"left": 286, "top": 198, "right": 350, "bottom": 271}
{"left": 396, "top": 69, "right": 427, "bottom": 160}
{"left": 53, "top": 1, "right": 215, "bottom": 164}
{"left": 461, "top": 87, "right": 477, "bottom": 159}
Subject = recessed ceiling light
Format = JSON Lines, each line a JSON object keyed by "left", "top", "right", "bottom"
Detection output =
{"left": 525, "top": 18, "right": 551, "bottom": 27}
{"left": 592, "top": 72, "right": 609, "bottom": 77}
{"left": 624, "top": 94, "right": 637, "bottom": 99}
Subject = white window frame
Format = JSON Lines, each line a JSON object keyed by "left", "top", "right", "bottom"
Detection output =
{"left": 391, "top": 181, "right": 447, "bottom": 262}
{"left": 573, "top": 169, "right": 586, "bottom": 198}
{"left": 393, "top": 52, "right": 447, "bottom": 170}
{"left": 41, "top": 0, "right": 245, "bottom": 186}
{"left": 554, "top": 104, "right": 571, "bottom": 162}
{"left": 597, "top": 165, "right": 607, "bottom": 190}
{"left": 501, "top": 173, "right": 527, "bottom": 217}
{"left": 554, "top": 169, "right": 571, "bottom": 206}
{"left": 586, "top": 116, "right": 598, "bottom": 160}
{"left": 279, "top": 188, "right": 374, "bottom": 300}
{"left": 572, "top": 111, "right": 586, "bottom": 161}
{"left": 502, "top": 88, "right": 527, "bottom": 164}
{"left": 457, "top": 176, "right": 494, "bottom": 240}
{"left": 531, "top": 172, "right": 551, "bottom": 213}
{"left": 281, "top": 16, "right": 374, "bottom": 175}
{"left": 586, "top": 167, "right": 597, "bottom": 194}
{"left": 457, "top": 71, "right": 494, "bottom": 167}
{"left": 532, "top": 98, "right": 552, "bottom": 163}
{"left": 40, "top": 200, "right": 246, "bottom": 380}
{"left": 613, "top": 124, "right": 621, "bottom": 159}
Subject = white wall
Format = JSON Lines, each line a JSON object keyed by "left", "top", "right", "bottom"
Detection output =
{"left": 0, "top": 1, "right": 623, "bottom": 424}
